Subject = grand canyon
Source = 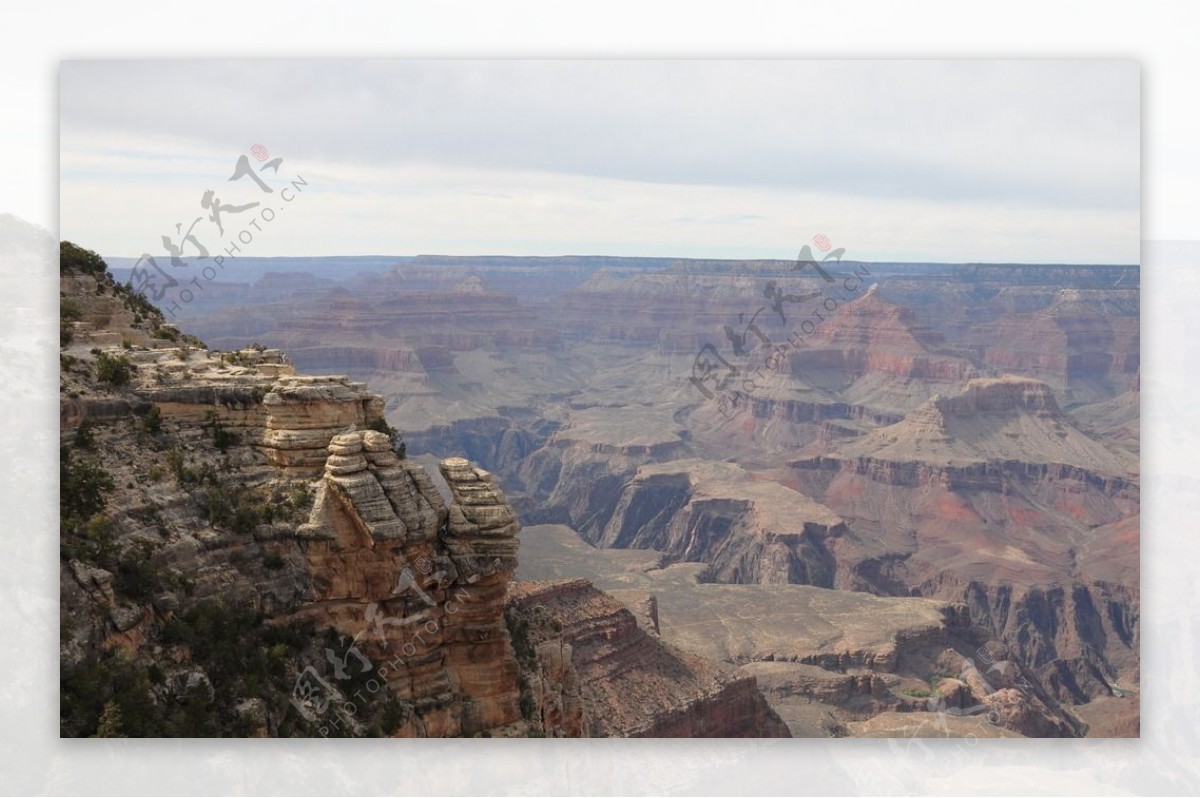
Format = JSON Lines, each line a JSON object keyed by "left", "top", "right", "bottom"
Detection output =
{"left": 59, "top": 238, "right": 1139, "bottom": 738}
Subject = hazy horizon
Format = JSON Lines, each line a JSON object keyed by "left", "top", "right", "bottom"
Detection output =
{"left": 98, "top": 250, "right": 1142, "bottom": 267}
{"left": 61, "top": 60, "right": 1139, "bottom": 265}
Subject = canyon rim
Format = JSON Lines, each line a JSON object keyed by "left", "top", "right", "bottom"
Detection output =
{"left": 58, "top": 59, "right": 1139, "bottom": 739}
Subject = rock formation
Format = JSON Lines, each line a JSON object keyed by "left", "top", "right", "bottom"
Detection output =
{"left": 517, "top": 524, "right": 1080, "bottom": 738}
{"left": 598, "top": 459, "right": 845, "bottom": 585}
{"left": 293, "top": 433, "right": 525, "bottom": 737}
{"left": 88, "top": 248, "right": 1140, "bottom": 737}
{"left": 507, "top": 579, "right": 790, "bottom": 737}
{"left": 787, "top": 377, "right": 1139, "bottom": 706}
{"left": 60, "top": 243, "right": 795, "bottom": 738}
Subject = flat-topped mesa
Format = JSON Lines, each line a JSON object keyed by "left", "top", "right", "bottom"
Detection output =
{"left": 804, "top": 374, "right": 1136, "bottom": 481}
{"left": 895, "top": 377, "right": 1062, "bottom": 443}
{"left": 931, "top": 375, "right": 1060, "bottom": 418}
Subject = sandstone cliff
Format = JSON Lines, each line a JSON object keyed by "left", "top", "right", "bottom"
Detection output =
{"left": 517, "top": 524, "right": 1081, "bottom": 739}
{"left": 59, "top": 242, "right": 787, "bottom": 738}
{"left": 786, "top": 377, "right": 1139, "bottom": 707}
{"left": 87, "top": 248, "right": 1140, "bottom": 737}
{"left": 507, "top": 579, "right": 790, "bottom": 737}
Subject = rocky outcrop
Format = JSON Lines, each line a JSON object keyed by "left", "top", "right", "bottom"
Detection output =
{"left": 60, "top": 395, "right": 153, "bottom": 427}
{"left": 597, "top": 460, "right": 845, "bottom": 586}
{"left": 295, "top": 433, "right": 524, "bottom": 737}
{"left": 292, "top": 436, "right": 796, "bottom": 738}
{"left": 791, "top": 285, "right": 978, "bottom": 386}
{"left": 259, "top": 378, "right": 386, "bottom": 471}
{"left": 132, "top": 363, "right": 387, "bottom": 472}
{"left": 507, "top": 579, "right": 790, "bottom": 738}
{"left": 783, "top": 378, "right": 1139, "bottom": 706}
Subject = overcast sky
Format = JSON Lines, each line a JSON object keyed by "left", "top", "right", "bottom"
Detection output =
{"left": 59, "top": 60, "right": 1139, "bottom": 263}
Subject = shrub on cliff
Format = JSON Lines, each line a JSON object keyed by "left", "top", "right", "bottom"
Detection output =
{"left": 60, "top": 445, "right": 114, "bottom": 532}
{"left": 155, "top": 600, "right": 313, "bottom": 735}
{"left": 96, "top": 352, "right": 134, "bottom": 387}
{"left": 73, "top": 419, "right": 96, "bottom": 450}
{"left": 115, "top": 285, "right": 161, "bottom": 323}
{"left": 203, "top": 410, "right": 239, "bottom": 451}
{"left": 504, "top": 605, "right": 536, "bottom": 664}
{"left": 60, "top": 297, "right": 82, "bottom": 347}
{"left": 367, "top": 417, "right": 397, "bottom": 438}
{"left": 196, "top": 478, "right": 273, "bottom": 535}
{"left": 366, "top": 417, "right": 408, "bottom": 459}
{"left": 61, "top": 652, "right": 162, "bottom": 737}
{"left": 138, "top": 406, "right": 163, "bottom": 438}
{"left": 114, "top": 552, "right": 164, "bottom": 602}
{"left": 60, "top": 241, "right": 108, "bottom": 277}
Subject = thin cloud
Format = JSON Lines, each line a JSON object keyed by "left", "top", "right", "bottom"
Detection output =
{"left": 59, "top": 60, "right": 1139, "bottom": 262}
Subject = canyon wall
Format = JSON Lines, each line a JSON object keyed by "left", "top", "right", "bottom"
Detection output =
{"left": 507, "top": 579, "right": 790, "bottom": 737}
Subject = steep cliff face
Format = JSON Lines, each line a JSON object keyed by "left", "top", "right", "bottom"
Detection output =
{"left": 290, "top": 435, "right": 527, "bottom": 737}
{"left": 61, "top": 373, "right": 531, "bottom": 736}
{"left": 785, "top": 378, "right": 1139, "bottom": 704}
{"left": 597, "top": 460, "right": 844, "bottom": 586}
{"left": 922, "top": 574, "right": 1139, "bottom": 705}
{"left": 793, "top": 286, "right": 978, "bottom": 387}
{"left": 61, "top": 244, "right": 791, "bottom": 738}
{"left": 507, "top": 579, "right": 790, "bottom": 738}
{"left": 59, "top": 253, "right": 532, "bottom": 737}
{"left": 517, "top": 524, "right": 1083, "bottom": 739}
{"left": 963, "top": 289, "right": 1140, "bottom": 404}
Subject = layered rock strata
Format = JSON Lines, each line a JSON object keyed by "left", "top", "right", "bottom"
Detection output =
{"left": 295, "top": 433, "right": 525, "bottom": 736}
{"left": 507, "top": 579, "right": 790, "bottom": 738}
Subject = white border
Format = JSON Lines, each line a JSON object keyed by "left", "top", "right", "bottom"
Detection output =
{"left": 3, "top": 2, "right": 1198, "bottom": 795}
